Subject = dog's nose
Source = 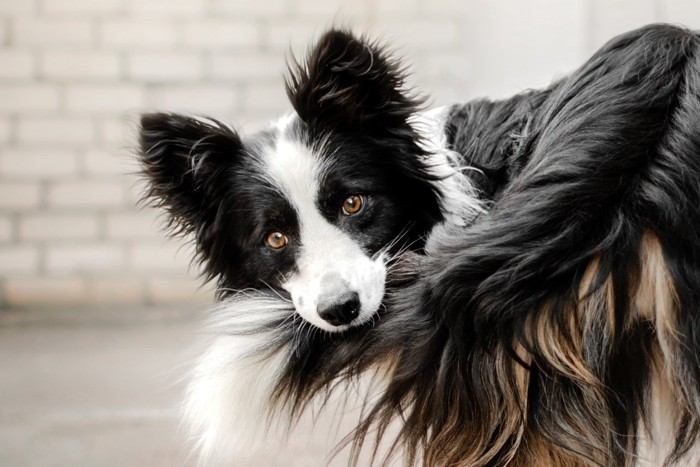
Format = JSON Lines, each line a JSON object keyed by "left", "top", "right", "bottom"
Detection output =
{"left": 317, "top": 291, "right": 360, "bottom": 326}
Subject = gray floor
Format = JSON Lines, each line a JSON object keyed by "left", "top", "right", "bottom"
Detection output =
{"left": 0, "top": 307, "right": 392, "bottom": 467}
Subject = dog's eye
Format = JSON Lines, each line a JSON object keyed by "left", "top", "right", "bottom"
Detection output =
{"left": 265, "top": 231, "right": 288, "bottom": 249}
{"left": 341, "top": 195, "right": 363, "bottom": 215}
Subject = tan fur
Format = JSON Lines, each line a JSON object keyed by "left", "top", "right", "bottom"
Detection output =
{"left": 515, "top": 431, "right": 599, "bottom": 467}
{"left": 634, "top": 233, "right": 680, "bottom": 359}
{"left": 372, "top": 233, "right": 694, "bottom": 466}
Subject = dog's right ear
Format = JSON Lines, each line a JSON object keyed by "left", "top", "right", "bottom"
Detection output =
{"left": 138, "top": 112, "right": 242, "bottom": 237}
{"left": 286, "top": 29, "right": 424, "bottom": 136}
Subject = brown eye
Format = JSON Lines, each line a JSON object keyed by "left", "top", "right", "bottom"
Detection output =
{"left": 265, "top": 231, "right": 288, "bottom": 249}
{"left": 342, "top": 195, "right": 363, "bottom": 215}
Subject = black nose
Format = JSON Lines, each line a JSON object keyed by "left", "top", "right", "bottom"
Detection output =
{"left": 317, "top": 291, "right": 360, "bottom": 326}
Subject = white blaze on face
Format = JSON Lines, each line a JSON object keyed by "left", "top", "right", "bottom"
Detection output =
{"left": 263, "top": 134, "right": 386, "bottom": 333}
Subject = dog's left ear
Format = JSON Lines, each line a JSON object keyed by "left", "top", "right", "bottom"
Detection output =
{"left": 286, "top": 29, "right": 424, "bottom": 135}
{"left": 137, "top": 112, "right": 242, "bottom": 239}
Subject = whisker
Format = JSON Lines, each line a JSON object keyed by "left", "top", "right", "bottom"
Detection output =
{"left": 260, "top": 279, "right": 293, "bottom": 303}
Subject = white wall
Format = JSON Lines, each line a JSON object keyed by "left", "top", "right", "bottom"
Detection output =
{"left": 0, "top": 0, "right": 699, "bottom": 307}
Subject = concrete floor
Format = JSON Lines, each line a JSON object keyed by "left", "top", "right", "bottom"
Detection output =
{"left": 0, "top": 307, "right": 390, "bottom": 467}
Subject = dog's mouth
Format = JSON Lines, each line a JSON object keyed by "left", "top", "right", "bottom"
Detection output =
{"left": 282, "top": 254, "right": 387, "bottom": 333}
{"left": 287, "top": 282, "right": 383, "bottom": 333}
{"left": 279, "top": 250, "right": 423, "bottom": 334}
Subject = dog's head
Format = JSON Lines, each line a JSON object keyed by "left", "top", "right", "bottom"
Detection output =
{"left": 138, "top": 30, "right": 443, "bottom": 332}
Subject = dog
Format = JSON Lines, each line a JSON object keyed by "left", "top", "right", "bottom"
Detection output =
{"left": 138, "top": 24, "right": 700, "bottom": 466}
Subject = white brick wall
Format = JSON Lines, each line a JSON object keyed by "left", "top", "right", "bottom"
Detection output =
{"left": 20, "top": 214, "right": 100, "bottom": 241}
{"left": 47, "top": 181, "right": 125, "bottom": 208}
{"left": 41, "top": 52, "right": 121, "bottom": 81}
{"left": 0, "top": 51, "right": 34, "bottom": 79}
{"left": 46, "top": 244, "right": 126, "bottom": 273}
{"left": 17, "top": 118, "right": 95, "bottom": 145}
{"left": 65, "top": 85, "right": 145, "bottom": 114}
{"left": 0, "top": 217, "right": 12, "bottom": 243}
{"left": 0, "top": 0, "right": 698, "bottom": 308}
{"left": 0, "top": 149, "right": 79, "bottom": 178}
{"left": 0, "top": 183, "right": 41, "bottom": 210}
{"left": 0, "top": 85, "right": 60, "bottom": 113}
{"left": 13, "top": 19, "right": 93, "bottom": 46}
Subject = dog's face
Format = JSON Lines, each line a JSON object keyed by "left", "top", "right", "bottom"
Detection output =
{"left": 138, "top": 30, "right": 443, "bottom": 332}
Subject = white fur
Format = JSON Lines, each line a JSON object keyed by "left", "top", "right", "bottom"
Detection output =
{"left": 184, "top": 110, "right": 485, "bottom": 465}
{"left": 262, "top": 123, "right": 386, "bottom": 333}
{"left": 183, "top": 293, "right": 400, "bottom": 466}
{"left": 410, "top": 106, "right": 484, "bottom": 227}
{"left": 183, "top": 295, "right": 293, "bottom": 466}
{"left": 635, "top": 367, "right": 700, "bottom": 466}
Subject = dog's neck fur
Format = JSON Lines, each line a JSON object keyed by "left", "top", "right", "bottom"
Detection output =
{"left": 410, "top": 106, "right": 484, "bottom": 227}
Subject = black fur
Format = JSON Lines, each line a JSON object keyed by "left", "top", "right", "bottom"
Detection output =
{"left": 272, "top": 24, "right": 700, "bottom": 466}
{"left": 138, "top": 30, "right": 443, "bottom": 298}
{"left": 141, "top": 24, "right": 700, "bottom": 466}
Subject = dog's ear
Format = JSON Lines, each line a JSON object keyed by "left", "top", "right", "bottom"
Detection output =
{"left": 138, "top": 112, "right": 242, "bottom": 237}
{"left": 286, "top": 29, "right": 424, "bottom": 135}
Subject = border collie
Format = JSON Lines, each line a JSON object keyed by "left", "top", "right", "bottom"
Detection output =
{"left": 138, "top": 24, "right": 700, "bottom": 466}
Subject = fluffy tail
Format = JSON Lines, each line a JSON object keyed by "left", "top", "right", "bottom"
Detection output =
{"left": 350, "top": 24, "right": 700, "bottom": 467}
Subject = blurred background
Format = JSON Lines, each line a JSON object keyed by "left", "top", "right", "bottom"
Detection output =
{"left": 1, "top": 0, "right": 699, "bottom": 465}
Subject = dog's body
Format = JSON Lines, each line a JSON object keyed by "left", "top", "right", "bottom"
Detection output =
{"left": 139, "top": 24, "right": 700, "bottom": 466}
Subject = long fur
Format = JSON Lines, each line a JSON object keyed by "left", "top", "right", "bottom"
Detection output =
{"left": 272, "top": 24, "right": 700, "bottom": 466}
{"left": 142, "top": 24, "right": 700, "bottom": 466}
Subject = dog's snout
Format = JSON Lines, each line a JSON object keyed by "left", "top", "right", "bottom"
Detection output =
{"left": 317, "top": 291, "right": 360, "bottom": 326}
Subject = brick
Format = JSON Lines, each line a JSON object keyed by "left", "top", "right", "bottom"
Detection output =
{"left": 101, "top": 20, "right": 177, "bottom": 48}
{"left": 265, "top": 22, "right": 321, "bottom": 51}
{"left": 46, "top": 244, "right": 125, "bottom": 272}
{"left": 0, "top": 216, "right": 12, "bottom": 242}
{"left": 13, "top": 19, "right": 92, "bottom": 46}
{"left": 375, "top": 0, "right": 419, "bottom": 15}
{"left": 44, "top": 0, "right": 122, "bottom": 15}
{"left": 84, "top": 149, "right": 134, "bottom": 176}
{"left": 147, "top": 278, "right": 214, "bottom": 304}
{"left": 129, "top": 241, "right": 193, "bottom": 271}
{"left": 20, "top": 214, "right": 99, "bottom": 241}
{"left": 381, "top": 20, "right": 460, "bottom": 49}
{"left": 127, "top": 52, "right": 202, "bottom": 82}
{"left": 0, "top": 85, "right": 59, "bottom": 113}
{"left": 4, "top": 277, "right": 88, "bottom": 306}
{"left": 126, "top": 0, "right": 204, "bottom": 16}
{"left": 182, "top": 21, "right": 259, "bottom": 48}
{"left": 17, "top": 117, "right": 94, "bottom": 145}
{"left": 41, "top": 52, "right": 120, "bottom": 80}
{"left": 294, "top": 0, "right": 368, "bottom": 17}
{"left": 87, "top": 278, "right": 144, "bottom": 305}
{"left": 241, "top": 83, "right": 290, "bottom": 113}
{"left": 149, "top": 85, "right": 239, "bottom": 116}
{"left": 0, "top": 118, "right": 9, "bottom": 144}
{"left": 65, "top": 85, "right": 144, "bottom": 114}
{"left": 0, "top": 0, "right": 37, "bottom": 14}
{"left": 47, "top": 181, "right": 125, "bottom": 208}
{"left": 0, "top": 149, "right": 79, "bottom": 178}
{"left": 106, "top": 212, "right": 162, "bottom": 239}
{"left": 0, "top": 51, "right": 34, "bottom": 80}
{"left": 98, "top": 118, "right": 135, "bottom": 145}
{"left": 0, "top": 246, "right": 39, "bottom": 274}
{"left": 208, "top": 0, "right": 288, "bottom": 16}
{"left": 0, "top": 183, "right": 41, "bottom": 210}
{"left": 209, "top": 53, "right": 282, "bottom": 81}
{"left": 416, "top": 0, "right": 464, "bottom": 15}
